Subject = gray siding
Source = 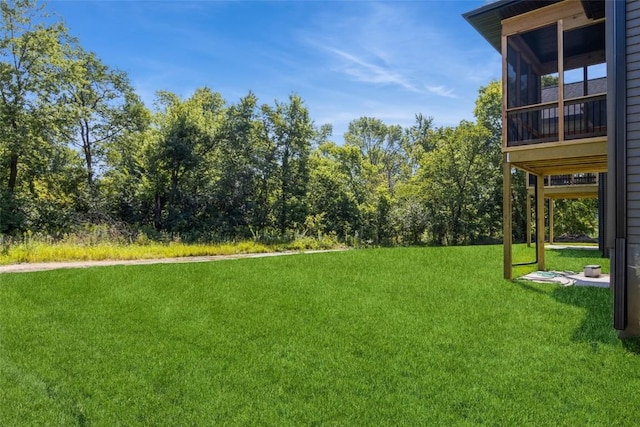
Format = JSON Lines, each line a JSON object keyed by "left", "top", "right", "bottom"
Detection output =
{"left": 625, "top": 0, "right": 640, "bottom": 335}
{"left": 627, "top": 0, "right": 640, "bottom": 244}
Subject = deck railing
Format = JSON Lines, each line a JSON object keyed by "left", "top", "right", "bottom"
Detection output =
{"left": 507, "top": 94, "right": 606, "bottom": 147}
{"left": 564, "top": 94, "right": 607, "bottom": 140}
{"left": 527, "top": 173, "right": 598, "bottom": 188}
{"left": 507, "top": 102, "right": 558, "bottom": 146}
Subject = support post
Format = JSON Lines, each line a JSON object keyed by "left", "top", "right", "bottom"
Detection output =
{"left": 526, "top": 193, "right": 532, "bottom": 247}
{"left": 536, "top": 174, "right": 545, "bottom": 270}
{"left": 549, "top": 199, "right": 554, "bottom": 244}
{"left": 598, "top": 173, "right": 608, "bottom": 257}
{"left": 558, "top": 19, "right": 565, "bottom": 142}
{"left": 503, "top": 155, "right": 512, "bottom": 280}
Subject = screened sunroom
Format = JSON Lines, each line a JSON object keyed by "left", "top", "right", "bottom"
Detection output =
{"left": 505, "top": 19, "right": 606, "bottom": 147}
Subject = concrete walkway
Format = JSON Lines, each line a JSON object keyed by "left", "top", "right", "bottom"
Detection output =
{"left": 546, "top": 244, "right": 599, "bottom": 250}
{"left": 0, "top": 249, "right": 346, "bottom": 274}
{"left": 520, "top": 270, "right": 610, "bottom": 288}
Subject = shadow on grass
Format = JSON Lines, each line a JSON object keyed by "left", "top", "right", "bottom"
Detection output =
{"left": 513, "top": 279, "right": 550, "bottom": 296}
{"left": 621, "top": 337, "right": 640, "bottom": 354}
{"left": 515, "top": 279, "right": 640, "bottom": 354}
{"left": 552, "top": 286, "right": 640, "bottom": 355}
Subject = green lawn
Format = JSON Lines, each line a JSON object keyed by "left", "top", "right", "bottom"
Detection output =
{"left": 1, "top": 245, "right": 638, "bottom": 425}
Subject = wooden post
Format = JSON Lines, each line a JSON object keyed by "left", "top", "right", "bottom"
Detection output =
{"left": 583, "top": 66, "right": 589, "bottom": 134}
{"left": 526, "top": 192, "right": 532, "bottom": 247}
{"left": 501, "top": 35, "right": 508, "bottom": 151}
{"left": 549, "top": 199, "right": 555, "bottom": 244}
{"left": 503, "top": 155, "right": 513, "bottom": 280}
{"left": 536, "top": 174, "right": 545, "bottom": 270}
{"left": 557, "top": 20, "right": 565, "bottom": 142}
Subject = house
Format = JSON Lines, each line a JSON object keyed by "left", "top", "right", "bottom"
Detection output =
{"left": 464, "top": 0, "right": 640, "bottom": 336}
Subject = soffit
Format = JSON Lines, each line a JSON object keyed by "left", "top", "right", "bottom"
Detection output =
{"left": 463, "top": 0, "right": 604, "bottom": 53}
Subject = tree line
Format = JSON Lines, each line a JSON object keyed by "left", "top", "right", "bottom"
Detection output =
{"left": 0, "top": 0, "right": 597, "bottom": 245}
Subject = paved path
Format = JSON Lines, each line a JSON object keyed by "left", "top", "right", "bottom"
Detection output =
{"left": 0, "top": 249, "right": 346, "bottom": 274}
{"left": 546, "top": 244, "right": 599, "bottom": 250}
{"left": 520, "top": 270, "right": 610, "bottom": 288}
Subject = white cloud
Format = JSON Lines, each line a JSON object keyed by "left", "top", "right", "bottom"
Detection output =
{"left": 323, "top": 47, "right": 421, "bottom": 93}
{"left": 69, "top": 0, "right": 498, "bottom": 145}
{"left": 297, "top": 2, "right": 484, "bottom": 98}
{"left": 426, "top": 85, "right": 457, "bottom": 99}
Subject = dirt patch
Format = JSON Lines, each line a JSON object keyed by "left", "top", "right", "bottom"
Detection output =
{"left": 0, "top": 249, "right": 346, "bottom": 274}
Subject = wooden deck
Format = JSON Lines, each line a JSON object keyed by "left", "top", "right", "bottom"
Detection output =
{"left": 526, "top": 172, "right": 599, "bottom": 199}
{"left": 505, "top": 136, "right": 607, "bottom": 175}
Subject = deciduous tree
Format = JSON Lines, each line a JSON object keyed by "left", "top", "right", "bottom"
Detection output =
{"left": 146, "top": 88, "right": 224, "bottom": 232}
{"left": 261, "top": 94, "right": 315, "bottom": 234}
{"left": 64, "top": 51, "right": 147, "bottom": 189}
{"left": 419, "top": 122, "right": 492, "bottom": 245}
{"left": 0, "top": 0, "right": 77, "bottom": 232}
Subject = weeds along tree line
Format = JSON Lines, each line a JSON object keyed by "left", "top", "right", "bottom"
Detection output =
{"left": 0, "top": 0, "right": 597, "bottom": 246}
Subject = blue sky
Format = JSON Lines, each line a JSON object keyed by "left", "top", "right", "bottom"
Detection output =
{"left": 47, "top": 0, "right": 500, "bottom": 142}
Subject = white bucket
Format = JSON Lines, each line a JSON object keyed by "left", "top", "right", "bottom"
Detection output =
{"left": 584, "top": 265, "right": 601, "bottom": 278}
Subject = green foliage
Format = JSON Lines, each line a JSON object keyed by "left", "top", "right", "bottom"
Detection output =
{"left": 145, "top": 87, "right": 225, "bottom": 233}
{"left": 418, "top": 122, "right": 494, "bottom": 245}
{"left": 261, "top": 94, "right": 316, "bottom": 234}
{"left": 344, "top": 116, "right": 388, "bottom": 167}
{"left": 307, "top": 142, "right": 360, "bottom": 238}
{"left": 511, "top": 169, "right": 529, "bottom": 242}
{"left": 0, "top": 0, "right": 79, "bottom": 233}
{"left": 26, "top": 146, "right": 87, "bottom": 235}
{"left": 65, "top": 50, "right": 147, "bottom": 191}
{"left": 474, "top": 79, "right": 502, "bottom": 144}
{"left": 552, "top": 198, "right": 599, "bottom": 237}
{"left": 541, "top": 74, "right": 560, "bottom": 88}
{"left": 391, "top": 180, "right": 429, "bottom": 245}
{"left": 212, "top": 92, "right": 263, "bottom": 236}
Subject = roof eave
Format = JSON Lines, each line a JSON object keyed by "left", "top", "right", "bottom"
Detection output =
{"left": 462, "top": 0, "right": 520, "bottom": 53}
{"left": 463, "top": 0, "right": 569, "bottom": 53}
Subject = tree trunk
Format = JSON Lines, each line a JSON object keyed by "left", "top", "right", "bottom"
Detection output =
{"left": 154, "top": 193, "right": 163, "bottom": 231}
{"left": 8, "top": 152, "right": 18, "bottom": 194}
{"left": 280, "top": 150, "right": 289, "bottom": 234}
{"left": 81, "top": 119, "right": 94, "bottom": 187}
{"left": 84, "top": 146, "right": 94, "bottom": 189}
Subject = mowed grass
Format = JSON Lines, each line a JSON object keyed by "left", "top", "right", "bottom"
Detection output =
{"left": 1, "top": 245, "right": 638, "bottom": 425}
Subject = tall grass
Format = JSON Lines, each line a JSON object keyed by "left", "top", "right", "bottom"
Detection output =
{"left": 0, "top": 229, "right": 342, "bottom": 265}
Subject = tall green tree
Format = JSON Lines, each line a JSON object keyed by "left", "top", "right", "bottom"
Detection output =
{"left": 344, "top": 117, "right": 410, "bottom": 243}
{"left": 64, "top": 51, "right": 147, "bottom": 190}
{"left": 261, "top": 94, "right": 315, "bottom": 234}
{"left": 474, "top": 80, "right": 502, "bottom": 145}
{"left": 0, "top": 0, "right": 77, "bottom": 232}
{"left": 383, "top": 114, "right": 435, "bottom": 245}
{"left": 146, "top": 88, "right": 224, "bottom": 232}
{"left": 344, "top": 117, "right": 388, "bottom": 167}
{"left": 473, "top": 80, "right": 506, "bottom": 240}
{"left": 402, "top": 113, "right": 434, "bottom": 175}
{"left": 101, "top": 127, "right": 151, "bottom": 227}
{"left": 308, "top": 142, "right": 361, "bottom": 238}
{"left": 212, "top": 91, "right": 262, "bottom": 236}
{"left": 419, "top": 122, "right": 493, "bottom": 245}
{"left": 381, "top": 124, "right": 404, "bottom": 193}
